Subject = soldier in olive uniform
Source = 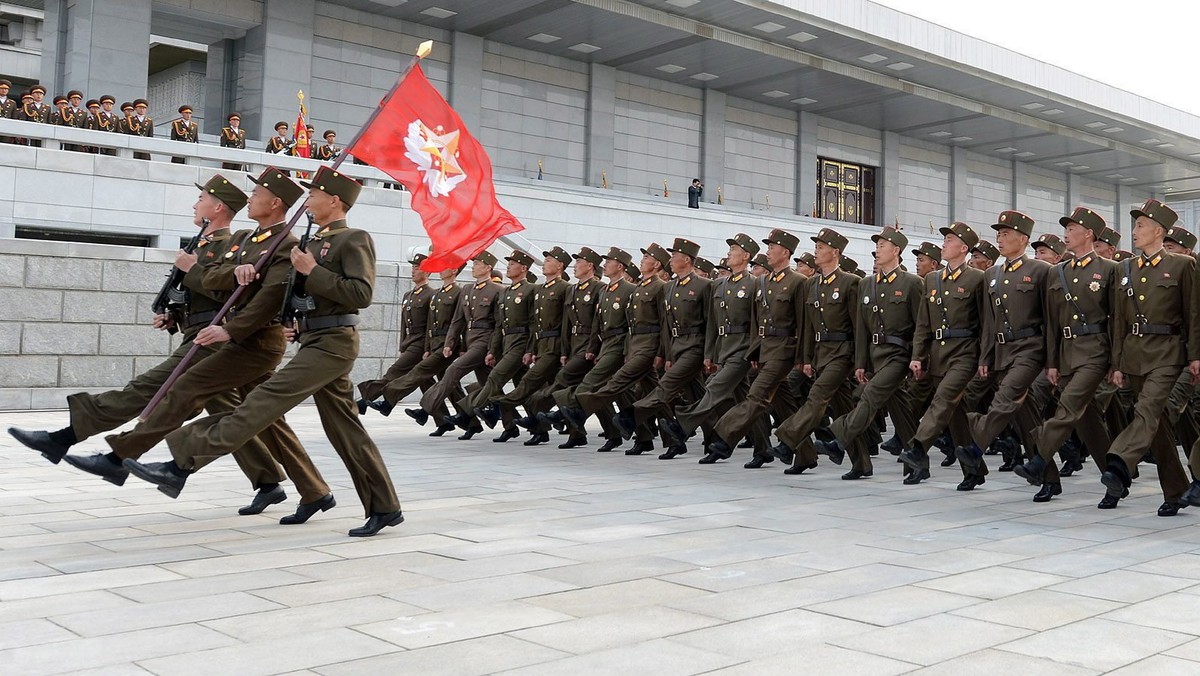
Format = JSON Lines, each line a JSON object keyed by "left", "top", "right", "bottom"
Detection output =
{"left": 1100, "top": 199, "right": 1199, "bottom": 516}
{"left": 821, "top": 227, "right": 923, "bottom": 479}
{"left": 8, "top": 175, "right": 317, "bottom": 516}
{"left": 770, "top": 228, "right": 861, "bottom": 475}
{"left": 357, "top": 253, "right": 434, "bottom": 407}
{"left": 491, "top": 247, "right": 570, "bottom": 446}
{"left": 679, "top": 234, "right": 768, "bottom": 464}
{"left": 521, "top": 247, "right": 604, "bottom": 449}
{"left": 1095, "top": 227, "right": 1121, "bottom": 260}
{"left": 126, "top": 167, "right": 403, "bottom": 536}
{"left": 971, "top": 240, "right": 1000, "bottom": 271}
{"left": 546, "top": 248, "right": 635, "bottom": 452}
{"left": 958, "top": 211, "right": 1051, "bottom": 490}
{"left": 0, "top": 79, "right": 15, "bottom": 120}
{"left": 1161, "top": 227, "right": 1200, "bottom": 462}
{"left": 126, "top": 98, "right": 153, "bottom": 160}
{"left": 619, "top": 238, "right": 712, "bottom": 459}
{"left": 424, "top": 251, "right": 502, "bottom": 438}
{"left": 221, "top": 112, "right": 248, "bottom": 170}
{"left": 1014, "top": 207, "right": 1119, "bottom": 502}
{"left": 899, "top": 222, "right": 988, "bottom": 484}
{"left": 795, "top": 252, "right": 817, "bottom": 278}
{"left": 705, "top": 229, "right": 807, "bottom": 467}
{"left": 55, "top": 90, "right": 87, "bottom": 151}
{"left": 453, "top": 250, "right": 536, "bottom": 441}
{"left": 171, "top": 105, "right": 199, "bottom": 143}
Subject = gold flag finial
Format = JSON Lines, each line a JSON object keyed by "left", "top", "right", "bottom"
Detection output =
{"left": 298, "top": 90, "right": 304, "bottom": 101}
{"left": 417, "top": 40, "right": 434, "bottom": 59}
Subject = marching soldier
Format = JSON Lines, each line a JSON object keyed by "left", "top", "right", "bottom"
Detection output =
{"left": 422, "top": 251, "right": 502, "bottom": 440}
{"left": 490, "top": 247, "right": 571, "bottom": 446}
{"left": 126, "top": 166, "right": 404, "bottom": 537}
{"left": 221, "top": 112, "right": 247, "bottom": 170}
{"left": 1032, "top": 233, "right": 1066, "bottom": 265}
{"left": 971, "top": 240, "right": 999, "bottom": 271}
{"left": 770, "top": 227, "right": 861, "bottom": 476}
{"left": 619, "top": 238, "right": 712, "bottom": 459}
{"left": 1095, "top": 227, "right": 1121, "bottom": 260}
{"left": 678, "top": 234, "right": 769, "bottom": 464}
{"left": 899, "top": 222, "right": 988, "bottom": 485}
{"left": 1101, "top": 199, "right": 1198, "bottom": 516}
{"left": 794, "top": 251, "right": 817, "bottom": 278}
{"left": 705, "top": 229, "right": 807, "bottom": 468}
{"left": 821, "top": 227, "right": 923, "bottom": 479}
{"left": 457, "top": 250, "right": 536, "bottom": 442}
{"left": 1014, "top": 207, "right": 1119, "bottom": 503}
{"left": 960, "top": 211, "right": 1050, "bottom": 490}
{"left": 356, "top": 253, "right": 434, "bottom": 409}
{"left": 544, "top": 248, "right": 634, "bottom": 452}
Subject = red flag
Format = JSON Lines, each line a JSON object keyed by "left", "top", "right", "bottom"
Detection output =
{"left": 349, "top": 64, "right": 523, "bottom": 272}
{"left": 293, "top": 110, "right": 310, "bottom": 160}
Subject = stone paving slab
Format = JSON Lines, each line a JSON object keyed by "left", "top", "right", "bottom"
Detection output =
{"left": 3, "top": 406, "right": 1200, "bottom": 674}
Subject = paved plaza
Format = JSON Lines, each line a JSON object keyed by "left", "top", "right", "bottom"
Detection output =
{"left": 3, "top": 406, "right": 1200, "bottom": 674}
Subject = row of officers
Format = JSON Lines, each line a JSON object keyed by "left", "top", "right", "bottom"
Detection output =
{"left": 357, "top": 198, "right": 1200, "bottom": 518}
{"left": 0, "top": 80, "right": 342, "bottom": 160}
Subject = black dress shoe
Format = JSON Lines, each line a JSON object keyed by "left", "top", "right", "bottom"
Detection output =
{"left": 881, "top": 434, "right": 903, "bottom": 456}
{"left": 624, "top": 440, "right": 653, "bottom": 455}
{"left": 475, "top": 404, "right": 501, "bottom": 429}
{"left": 939, "top": 453, "right": 957, "bottom": 467}
{"left": 1100, "top": 470, "right": 1127, "bottom": 497}
{"left": 903, "top": 468, "right": 930, "bottom": 485}
{"left": 658, "top": 444, "right": 687, "bottom": 460}
{"left": 842, "top": 468, "right": 872, "bottom": 480}
{"left": 658, "top": 417, "right": 687, "bottom": 446}
{"left": 769, "top": 442, "right": 795, "bottom": 465}
{"left": 537, "top": 410, "right": 566, "bottom": 427}
{"left": 613, "top": 411, "right": 637, "bottom": 441}
{"left": 1013, "top": 455, "right": 1047, "bottom": 486}
{"left": 1181, "top": 480, "right": 1200, "bottom": 508}
{"left": 1097, "top": 487, "right": 1128, "bottom": 509}
{"left": 444, "top": 413, "right": 471, "bottom": 431}
{"left": 523, "top": 431, "right": 550, "bottom": 446}
{"left": 1159, "top": 501, "right": 1186, "bottom": 517}
{"left": 457, "top": 426, "right": 482, "bottom": 441}
{"left": 356, "top": 398, "right": 369, "bottom": 416}
{"left": 63, "top": 453, "right": 129, "bottom": 486}
{"left": 404, "top": 408, "right": 429, "bottom": 426}
{"left": 561, "top": 407, "right": 588, "bottom": 434}
{"left": 122, "top": 459, "right": 189, "bottom": 498}
{"left": 238, "top": 485, "right": 287, "bottom": 515}
{"left": 279, "top": 494, "right": 336, "bottom": 525}
{"left": 816, "top": 439, "right": 846, "bottom": 466}
{"left": 744, "top": 455, "right": 773, "bottom": 469}
{"left": 429, "top": 424, "right": 455, "bottom": 437}
{"left": 514, "top": 415, "right": 539, "bottom": 431}
{"left": 596, "top": 438, "right": 621, "bottom": 452}
{"left": 932, "top": 431, "right": 953, "bottom": 455}
{"left": 783, "top": 461, "right": 818, "bottom": 476}
{"left": 705, "top": 439, "right": 733, "bottom": 460}
{"left": 494, "top": 427, "right": 520, "bottom": 443}
{"left": 8, "top": 427, "right": 70, "bottom": 464}
{"left": 558, "top": 434, "right": 587, "bottom": 449}
{"left": 956, "top": 474, "right": 986, "bottom": 491}
{"left": 955, "top": 445, "right": 986, "bottom": 475}
{"left": 368, "top": 399, "right": 394, "bottom": 417}
{"left": 997, "top": 458, "right": 1017, "bottom": 472}
{"left": 698, "top": 453, "right": 722, "bottom": 464}
{"left": 737, "top": 438, "right": 755, "bottom": 449}
{"left": 348, "top": 510, "right": 405, "bottom": 537}
{"left": 898, "top": 447, "right": 927, "bottom": 472}
{"left": 1032, "top": 482, "right": 1062, "bottom": 503}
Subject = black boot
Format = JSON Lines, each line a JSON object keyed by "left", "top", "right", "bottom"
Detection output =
{"left": 881, "top": 434, "right": 903, "bottom": 456}
{"left": 404, "top": 408, "right": 429, "bottom": 426}
{"left": 558, "top": 433, "right": 587, "bottom": 449}
{"left": 429, "top": 423, "right": 455, "bottom": 437}
{"left": 368, "top": 399, "right": 394, "bottom": 417}
{"left": 1013, "top": 455, "right": 1047, "bottom": 486}
{"left": 1032, "top": 482, "right": 1061, "bottom": 503}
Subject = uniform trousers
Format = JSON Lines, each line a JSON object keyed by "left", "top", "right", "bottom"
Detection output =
{"left": 358, "top": 345, "right": 425, "bottom": 402}
{"left": 776, "top": 355, "right": 856, "bottom": 468}
{"left": 1108, "top": 365, "right": 1190, "bottom": 502}
{"left": 1035, "top": 362, "right": 1110, "bottom": 484}
{"left": 830, "top": 358, "right": 916, "bottom": 474}
{"left": 677, "top": 357, "right": 769, "bottom": 453}
{"left": 494, "top": 353, "right": 560, "bottom": 416}
{"left": 631, "top": 344, "right": 705, "bottom": 426}
{"left": 556, "top": 346, "right": 622, "bottom": 440}
{"left": 421, "top": 339, "right": 489, "bottom": 418}
{"left": 714, "top": 358, "right": 798, "bottom": 453}
{"left": 465, "top": 345, "right": 528, "bottom": 427}
{"left": 910, "top": 357, "right": 977, "bottom": 472}
{"left": 168, "top": 327, "right": 398, "bottom": 515}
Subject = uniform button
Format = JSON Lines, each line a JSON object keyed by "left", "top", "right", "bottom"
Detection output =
{"left": 1002, "top": 294, "right": 1008, "bottom": 299}
{"left": 1003, "top": 279, "right": 1009, "bottom": 284}
{"left": 1139, "top": 295, "right": 1145, "bottom": 301}
{"left": 1141, "top": 277, "right": 1147, "bottom": 283}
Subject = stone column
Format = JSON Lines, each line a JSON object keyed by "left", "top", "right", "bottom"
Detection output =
{"left": 41, "top": 0, "right": 152, "bottom": 103}
{"left": 449, "top": 31, "right": 484, "bottom": 133}
{"left": 242, "top": 0, "right": 316, "bottom": 140}
{"left": 584, "top": 63, "right": 616, "bottom": 189}
{"left": 796, "top": 111, "right": 818, "bottom": 217}
{"left": 699, "top": 89, "right": 726, "bottom": 199}
{"left": 1116, "top": 184, "right": 1134, "bottom": 246}
{"left": 1012, "top": 161, "right": 1027, "bottom": 212}
{"left": 880, "top": 131, "right": 900, "bottom": 226}
{"left": 950, "top": 146, "right": 968, "bottom": 223}
{"left": 1065, "top": 173, "right": 1082, "bottom": 212}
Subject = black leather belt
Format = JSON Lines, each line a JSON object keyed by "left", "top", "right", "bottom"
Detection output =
{"left": 469, "top": 320, "right": 494, "bottom": 330}
{"left": 871, "top": 333, "right": 912, "bottom": 348}
{"left": 571, "top": 325, "right": 593, "bottom": 335}
{"left": 670, "top": 327, "right": 704, "bottom": 337}
{"left": 629, "top": 325, "right": 659, "bottom": 335}
{"left": 602, "top": 327, "right": 627, "bottom": 339}
{"left": 298, "top": 314, "right": 360, "bottom": 332}
{"left": 430, "top": 328, "right": 449, "bottom": 337}
{"left": 184, "top": 310, "right": 218, "bottom": 329}
{"left": 1130, "top": 323, "right": 1180, "bottom": 336}
{"left": 815, "top": 331, "right": 851, "bottom": 343}
{"left": 537, "top": 329, "right": 561, "bottom": 339}
{"left": 934, "top": 327, "right": 976, "bottom": 340}
{"left": 504, "top": 326, "right": 530, "bottom": 336}
{"left": 996, "top": 325, "right": 1041, "bottom": 344}
{"left": 718, "top": 325, "right": 750, "bottom": 336}
{"left": 759, "top": 326, "right": 794, "bottom": 337}
{"left": 1062, "top": 323, "right": 1106, "bottom": 339}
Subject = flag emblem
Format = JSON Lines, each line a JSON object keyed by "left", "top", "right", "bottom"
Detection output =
{"left": 405, "top": 120, "right": 466, "bottom": 197}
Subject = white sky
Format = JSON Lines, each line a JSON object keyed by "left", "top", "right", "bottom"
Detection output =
{"left": 873, "top": 0, "right": 1200, "bottom": 116}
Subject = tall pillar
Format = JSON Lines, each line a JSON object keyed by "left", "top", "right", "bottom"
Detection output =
{"left": 700, "top": 89, "right": 726, "bottom": 198}
{"left": 243, "top": 0, "right": 315, "bottom": 140}
{"left": 796, "top": 111, "right": 818, "bottom": 217}
{"left": 584, "top": 62, "right": 615, "bottom": 189}
{"left": 1116, "top": 184, "right": 1134, "bottom": 247}
{"left": 41, "top": 0, "right": 152, "bottom": 103}
{"left": 202, "top": 40, "right": 233, "bottom": 135}
{"left": 449, "top": 31, "right": 484, "bottom": 133}
{"left": 1012, "top": 161, "right": 1027, "bottom": 212}
{"left": 1065, "top": 173, "right": 1081, "bottom": 211}
{"left": 881, "top": 131, "right": 900, "bottom": 226}
{"left": 950, "top": 146, "right": 968, "bottom": 223}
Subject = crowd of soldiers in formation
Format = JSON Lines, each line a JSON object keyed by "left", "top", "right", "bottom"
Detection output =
{"left": 6, "top": 162, "right": 1200, "bottom": 534}
{"left": 355, "top": 198, "right": 1200, "bottom": 518}
{"left": 0, "top": 80, "right": 343, "bottom": 161}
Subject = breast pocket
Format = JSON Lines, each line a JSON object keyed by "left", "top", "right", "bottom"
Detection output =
{"left": 1155, "top": 277, "right": 1179, "bottom": 289}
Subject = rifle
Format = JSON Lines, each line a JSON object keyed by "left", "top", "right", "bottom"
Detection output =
{"left": 151, "top": 218, "right": 209, "bottom": 334}
{"left": 280, "top": 212, "right": 317, "bottom": 330}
